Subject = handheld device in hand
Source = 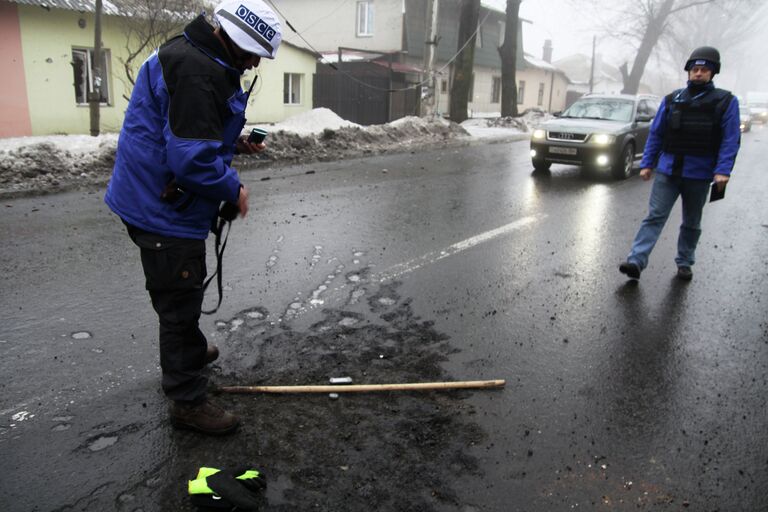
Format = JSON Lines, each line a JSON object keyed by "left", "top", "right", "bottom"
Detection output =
{"left": 248, "top": 128, "right": 268, "bottom": 144}
{"left": 709, "top": 181, "right": 726, "bottom": 202}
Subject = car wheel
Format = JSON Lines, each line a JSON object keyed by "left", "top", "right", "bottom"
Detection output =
{"left": 612, "top": 143, "right": 634, "bottom": 180}
{"left": 533, "top": 160, "right": 551, "bottom": 172}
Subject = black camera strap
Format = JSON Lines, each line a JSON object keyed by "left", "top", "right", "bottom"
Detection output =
{"left": 201, "top": 215, "right": 232, "bottom": 315}
{"left": 199, "top": 74, "right": 255, "bottom": 314}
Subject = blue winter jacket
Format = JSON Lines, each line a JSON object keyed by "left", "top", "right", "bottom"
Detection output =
{"left": 640, "top": 82, "right": 740, "bottom": 180}
{"left": 105, "top": 15, "right": 246, "bottom": 239}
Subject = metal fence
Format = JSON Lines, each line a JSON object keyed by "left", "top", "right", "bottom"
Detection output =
{"left": 313, "top": 72, "right": 420, "bottom": 126}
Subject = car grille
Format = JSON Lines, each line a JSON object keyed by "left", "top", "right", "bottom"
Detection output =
{"left": 547, "top": 131, "right": 587, "bottom": 142}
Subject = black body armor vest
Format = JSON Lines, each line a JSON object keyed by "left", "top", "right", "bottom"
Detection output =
{"left": 662, "top": 87, "right": 733, "bottom": 157}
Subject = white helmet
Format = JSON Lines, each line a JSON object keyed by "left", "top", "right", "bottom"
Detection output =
{"left": 215, "top": 1, "right": 282, "bottom": 59}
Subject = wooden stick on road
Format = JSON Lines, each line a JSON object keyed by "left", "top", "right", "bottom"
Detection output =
{"left": 218, "top": 379, "right": 505, "bottom": 394}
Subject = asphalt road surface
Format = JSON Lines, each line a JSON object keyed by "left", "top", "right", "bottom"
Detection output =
{"left": 1, "top": 129, "right": 766, "bottom": 511}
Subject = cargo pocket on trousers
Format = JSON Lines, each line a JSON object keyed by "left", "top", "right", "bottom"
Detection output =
{"left": 132, "top": 233, "right": 206, "bottom": 291}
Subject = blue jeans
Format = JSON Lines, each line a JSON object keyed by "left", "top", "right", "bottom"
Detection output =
{"left": 627, "top": 172, "right": 711, "bottom": 270}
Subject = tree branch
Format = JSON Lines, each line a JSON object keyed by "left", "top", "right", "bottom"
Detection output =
{"left": 669, "top": 0, "right": 714, "bottom": 15}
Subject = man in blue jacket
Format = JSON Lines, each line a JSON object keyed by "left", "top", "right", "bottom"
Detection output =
{"left": 105, "top": 0, "right": 281, "bottom": 435}
{"left": 619, "top": 46, "right": 740, "bottom": 282}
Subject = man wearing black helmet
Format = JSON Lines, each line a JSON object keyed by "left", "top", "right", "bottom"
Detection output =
{"left": 619, "top": 46, "right": 740, "bottom": 282}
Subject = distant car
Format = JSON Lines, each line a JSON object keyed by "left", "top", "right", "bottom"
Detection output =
{"left": 530, "top": 93, "right": 660, "bottom": 180}
{"left": 740, "top": 107, "right": 752, "bottom": 133}
{"left": 748, "top": 105, "right": 767, "bottom": 124}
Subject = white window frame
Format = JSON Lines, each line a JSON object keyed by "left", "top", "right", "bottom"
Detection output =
{"left": 537, "top": 82, "right": 545, "bottom": 106}
{"left": 518, "top": 80, "right": 526, "bottom": 104}
{"left": 284, "top": 73, "right": 302, "bottom": 105}
{"left": 357, "top": 1, "right": 374, "bottom": 37}
{"left": 72, "top": 47, "right": 111, "bottom": 106}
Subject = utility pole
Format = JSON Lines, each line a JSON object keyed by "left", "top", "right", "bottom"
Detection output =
{"left": 89, "top": 0, "right": 103, "bottom": 136}
{"left": 588, "top": 34, "right": 596, "bottom": 94}
{"left": 422, "top": 0, "right": 439, "bottom": 117}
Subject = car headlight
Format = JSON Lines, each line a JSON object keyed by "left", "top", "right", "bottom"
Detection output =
{"left": 532, "top": 129, "right": 546, "bottom": 140}
{"left": 591, "top": 133, "right": 615, "bottom": 145}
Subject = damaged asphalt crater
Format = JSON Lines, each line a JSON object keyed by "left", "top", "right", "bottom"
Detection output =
{"left": 154, "top": 279, "right": 488, "bottom": 511}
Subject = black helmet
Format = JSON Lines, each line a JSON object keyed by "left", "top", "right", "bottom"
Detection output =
{"left": 684, "top": 46, "right": 721, "bottom": 74}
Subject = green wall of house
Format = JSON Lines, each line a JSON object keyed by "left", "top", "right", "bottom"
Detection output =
{"left": 15, "top": 6, "right": 317, "bottom": 135}
{"left": 17, "top": 5, "right": 136, "bottom": 135}
{"left": 248, "top": 46, "right": 316, "bottom": 124}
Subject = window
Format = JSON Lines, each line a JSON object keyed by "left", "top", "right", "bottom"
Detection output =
{"left": 537, "top": 83, "right": 545, "bottom": 106}
{"left": 441, "top": 80, "right": 448, "bottom": 93}
{"left": 72, "top": 48, "right": 110, "bottom": 105}
{"left": 491, "top": 76, "right": 501, "bottom": 103}
{"left": 357, "top": 1, "right": 374, "bottom": 36}
{"left": 518, "top": 80, "right": 525, "bottom": 104}
{"left": 284, "top": 73, "right": 302, "bottom": 104}
{"left": 638, "top": 99, "right": 658, "bottom": 117}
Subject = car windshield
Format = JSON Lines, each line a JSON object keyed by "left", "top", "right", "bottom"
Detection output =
{"left": 562, "top": 98, "right": 635, "bottom": 122}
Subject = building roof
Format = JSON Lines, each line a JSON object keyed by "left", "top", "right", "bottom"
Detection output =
{"left": 554, "top": 53, "right": 622, "bottom": 85}
{"left": 319, "top": 51, "right": 423, "bottom": 74}
{"left": 523, "top": 53, "right": 569, "bottom": 79}
{"left": 10, "top": 0, "right": 125, "bottom": 15}
{"left": 8, "top": 0, "right": 205, "bottom": 17}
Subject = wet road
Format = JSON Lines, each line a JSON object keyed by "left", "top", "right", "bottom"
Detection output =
{"left": 1, "top": 130, "right": 767, "bottom": 511}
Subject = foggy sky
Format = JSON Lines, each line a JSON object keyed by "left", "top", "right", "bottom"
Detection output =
{"left": 484, "top": 0, "right": 768, "bottom": 96}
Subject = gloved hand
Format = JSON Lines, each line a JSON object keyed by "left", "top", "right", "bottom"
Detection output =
{"left": 188, "top": 466, "right": 266, "bottom": 511}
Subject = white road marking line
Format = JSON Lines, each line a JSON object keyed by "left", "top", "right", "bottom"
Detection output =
{"left": 376, "top": 215, "right": 543, "bottom": 282}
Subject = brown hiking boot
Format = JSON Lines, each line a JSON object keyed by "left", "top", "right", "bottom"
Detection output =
{"left": 170, "top": 399, "right": 239, "bottom": 436}
{"left": 205, "top": 344, "right": 219, "bottom": 365}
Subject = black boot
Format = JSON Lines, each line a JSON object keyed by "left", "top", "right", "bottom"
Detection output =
{"left": 619, "top": 261, "right": 641, "bottom": 280}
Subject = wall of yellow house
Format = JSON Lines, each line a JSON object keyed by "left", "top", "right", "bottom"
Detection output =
{"left": 245, "top": 45, "right": 317, "bottom": 124}
{"left": 17, "top": 6, "right": 137, "bottom": 135}
{"left": 17, "top": 5, "right": 318, "bottom": 134}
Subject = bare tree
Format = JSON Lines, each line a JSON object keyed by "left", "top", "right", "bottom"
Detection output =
{"left": 661, "top": 0, "right": 766, "bottom": 72}
{"left": 117, "top": 0, "right": 208, "bottom": 101}
{"left": 582, "top": 0, "right": 763, "bottom": 94}
{"left": 498, "top": 0, "right": 521, "bottom": 117}
{"left": 618, "top": 0, "right": 712, "bottom": 94}
{"left": 449, "top": 0, "right": 481, "bottom": 123}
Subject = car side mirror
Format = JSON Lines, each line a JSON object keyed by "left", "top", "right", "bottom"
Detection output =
{"left": 552, "top": 111, "right": 562, "bottom": 117}
{"left": 636, "top": 113, "right": 653, "bottom": 123}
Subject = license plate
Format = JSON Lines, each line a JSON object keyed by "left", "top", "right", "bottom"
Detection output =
{"left": 549, "top": 146, "right": 577, "bottom": 155}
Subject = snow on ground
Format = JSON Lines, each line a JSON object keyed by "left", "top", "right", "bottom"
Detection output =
{"left": 249, "top": 107, "right": 361, "bottom": 136}
{"left": 0, "top": 108, "right": 538, "bottom": 198}
{"left": 0, "top": 133, "right": 119, "bottom": 154}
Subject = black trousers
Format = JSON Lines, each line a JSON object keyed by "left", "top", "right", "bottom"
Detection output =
{"left": 126, "top": 224, "right": 208, "bottom": 404}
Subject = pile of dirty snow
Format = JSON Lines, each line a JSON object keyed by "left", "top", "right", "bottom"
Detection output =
{"left": 0, "top": 135, "right": 118, "bottom": 198}
{"left": 0, "top": 108, "right": 532, "bottom": 199}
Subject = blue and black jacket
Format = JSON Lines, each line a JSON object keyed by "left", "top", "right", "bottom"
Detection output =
{"left": 640, "top": 81, "right": 740, "bottom": 180}
{"left": 105, "top": 15, "right": 247, "bottom": 239}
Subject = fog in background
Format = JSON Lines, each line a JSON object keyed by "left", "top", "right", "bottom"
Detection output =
{"left": 484, "top": 0, "right": 768, "bottom": 97}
